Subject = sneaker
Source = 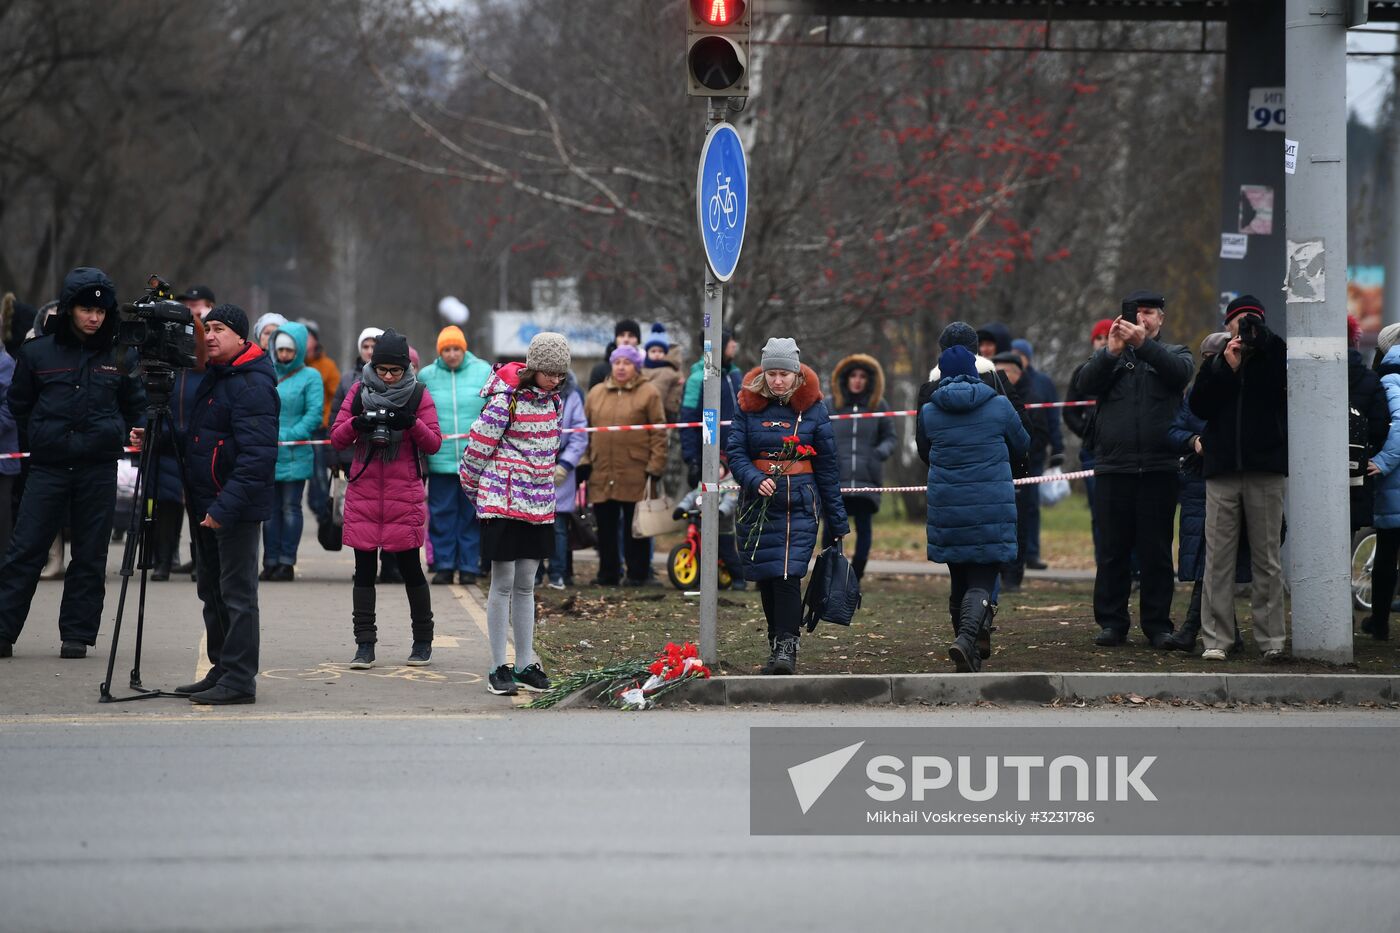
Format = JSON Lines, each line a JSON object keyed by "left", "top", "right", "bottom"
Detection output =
{"left": 406, "top": 641, "right": 432, "bottom": 666}
{"left": 513, "top": 663, "right": 551, "bottom": 692}
{"left": 547, "top": 581, "right": 566, "bottom": 590}
{"left": 1201, "top": 648, "right": 1227, "bottom": 661}
{"left": 1262, "top": 648, "right": 1287, "bottom": 662}
{"left": 458, "top": 572, "right": 477, "bottom": 586}
{"left": 59, "top": 641, "right": 86, "bottom": 659}
{"left": 431, "top": 570, "right": 455, "bottom": 585}
{"left": 349, "top": 643, "right": 375, "bottom": 669}
{"left": 487, "top": 664, "right": 518, "bottom": 696}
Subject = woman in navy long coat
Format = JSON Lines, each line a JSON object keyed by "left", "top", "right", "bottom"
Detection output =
{"left": 917, "top": 345, "right": 1029, "bottom": 672}
{"left": 728, "top": 337, "right": 847, "bottom": 675}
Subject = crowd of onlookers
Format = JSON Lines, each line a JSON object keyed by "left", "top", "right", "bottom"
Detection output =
{"left": 0, "top": 274, "right": 1391, "bottom": 692}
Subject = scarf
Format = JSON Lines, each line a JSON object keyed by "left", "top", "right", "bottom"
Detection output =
{"left": 357, "top": 362, "right": 419, "bottom": 462}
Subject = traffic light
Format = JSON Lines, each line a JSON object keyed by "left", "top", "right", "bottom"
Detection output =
{"left": 687, "top": 0, "right": 749, "bottom": 98}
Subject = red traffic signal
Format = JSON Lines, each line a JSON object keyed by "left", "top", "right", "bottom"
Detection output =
{"left": 691, "top": 0, "right": 746, "bottom": 27}
{"left": 687, "top": 0, "right": 749, "bottom": 97}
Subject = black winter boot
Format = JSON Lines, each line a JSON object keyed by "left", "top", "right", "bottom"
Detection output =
{"left": 760, "top": 638, "right": 780, "bottom": 675}
{"left": 1162, "top": 581, "right": 1203, "bottom": 652}
{"left": 352, "top": 585, "right": 377, "bottom": 646}
{"left": 949, "top": 589, "right": 990, "bottom": 673}
{"left": 406, "top": 583, "right": 434, "bottom": 666}
{"left": 771, "top": 635, "right": 800, "bottom": 675}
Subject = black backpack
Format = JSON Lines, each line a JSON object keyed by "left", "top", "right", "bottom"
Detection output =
{"left": 803, "top": 544, "right": 862, "bottom": 631}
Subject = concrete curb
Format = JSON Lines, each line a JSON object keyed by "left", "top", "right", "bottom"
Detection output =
{"left": 558, "top": 672, "right": 1399, "bottom": 708}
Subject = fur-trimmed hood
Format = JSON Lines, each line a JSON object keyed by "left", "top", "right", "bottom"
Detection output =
{"left": 737, "top": 363, "right": 823, "bottom": 414}
{"left": 830, "top": 354, "right": 885, "bottom": 409}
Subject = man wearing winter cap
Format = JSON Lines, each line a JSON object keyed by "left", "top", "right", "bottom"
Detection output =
{"left": 0, "top": 267, "right": 147, "bottom": 660}
{"left": 1189, "top": 294, "right": 1288, "bottom": 661}
{"left": 420, "top": 325, "right": 493, "bottom": 585}
{"left": 1077, "top": 289, "right": 1194, "bottom": 648}
{"left": 174, "top": 303, "right": 279, "bottom": 703}
{"left": 177, "top": 284, "right": 216, "bottom": 320}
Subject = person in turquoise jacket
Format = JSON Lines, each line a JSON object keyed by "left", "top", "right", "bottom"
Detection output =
{"left": 262, "top": 320, "right": 323, "bottom": 581}
{"left": 419, "top": 325, "right": 494, "bottom": 584}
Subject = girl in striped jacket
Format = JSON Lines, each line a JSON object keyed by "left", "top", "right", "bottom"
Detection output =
{"left": 459, "top": 332, "right": 570, "bottom": 697}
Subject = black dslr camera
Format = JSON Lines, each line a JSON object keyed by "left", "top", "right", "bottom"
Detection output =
{"left": 363, "top": 408, "right": 394, "bottom": 448}
{"left": 118, "top": 275, "right": 198, "bottom": 370}
{"left": 1236, "top": 313, "right": 1266, "bottom": 349}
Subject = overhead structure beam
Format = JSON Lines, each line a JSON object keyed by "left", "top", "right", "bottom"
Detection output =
{"left": 764, "top": 0, "right": 1400, "bottom": 24}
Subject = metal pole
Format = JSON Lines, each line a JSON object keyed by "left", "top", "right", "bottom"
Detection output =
{"left": 699, "top": 98, "right": 727, "bottom": 667}
{"left": 1285, "top": 0, "right": 1351, "bottom": 663}
{"left": 1383, "top": 40, "right": 1400, "bottom": 327}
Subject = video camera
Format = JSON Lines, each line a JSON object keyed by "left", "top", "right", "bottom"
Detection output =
{"left": 118, "top": 274, "right": 198, "bottom": 371}
{"left": 1236, "top": 313, "right": 1266, "bottom": 349}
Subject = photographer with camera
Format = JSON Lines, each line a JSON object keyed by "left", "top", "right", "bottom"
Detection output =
{"left": 330, "top": 329, "right": 443, "bottom": 669}
{"left": 1076, "top": 289, "right": 1194, "bottom": 648}
{"left": 1188, "top": 295, "right": 1289, "bottom": 661}
{"left": 176, "top": 304, "right": 279, "bottom": 703}
{"left": 0, "top": 268, "right": 146, "bottom": 659}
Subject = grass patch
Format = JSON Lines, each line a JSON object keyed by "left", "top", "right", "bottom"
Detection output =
{"left": 534, "top": 576, "right": 1398, "bottom": 678}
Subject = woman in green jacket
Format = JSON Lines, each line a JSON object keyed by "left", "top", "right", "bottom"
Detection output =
{"left": 418, "top": 326, "right": 494, "bottom": 584}
{"left": 262, "top": 321, "right": 323, "bottom": 581}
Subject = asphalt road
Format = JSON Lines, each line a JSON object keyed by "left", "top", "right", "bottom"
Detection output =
{"left": 3, "top": 707, "right": 1400, "bottom": 933}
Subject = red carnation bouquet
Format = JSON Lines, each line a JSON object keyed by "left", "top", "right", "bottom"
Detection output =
{"left": 739, "top": 434, "right": 818, "bottom": 557}
{"left": 525, "top": 641, "right": 712, "bottom": 710}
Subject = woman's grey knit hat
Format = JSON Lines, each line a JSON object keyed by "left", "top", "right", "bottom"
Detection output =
{"left": 760, "top": 337, "right": 801, "bottom": 373}
{"left": 526, "top": 331, "right": 571, "bottom": 373}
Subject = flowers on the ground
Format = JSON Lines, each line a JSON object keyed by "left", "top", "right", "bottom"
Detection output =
{"left": 525, "top": 642, "right": 712, "bottom": 710}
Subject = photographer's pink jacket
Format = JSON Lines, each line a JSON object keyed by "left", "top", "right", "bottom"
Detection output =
{"left": 330, "top": 382, "right": 442, "bottom": 551}
{"left": 459, "top": 362, "right": 562, "bottom": 524}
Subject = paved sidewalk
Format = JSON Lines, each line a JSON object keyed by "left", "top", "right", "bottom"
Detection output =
{"left": 0, "top": 534, "right": 520, "bottom": 718}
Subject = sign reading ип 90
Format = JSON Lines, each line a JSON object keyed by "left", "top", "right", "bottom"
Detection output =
{"left": 696, "top": 123, "right": 747, "bottom": 283}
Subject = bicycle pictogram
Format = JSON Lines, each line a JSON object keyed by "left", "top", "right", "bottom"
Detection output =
{"left": 708, "top": 172, "right": 739, "bottom": 233}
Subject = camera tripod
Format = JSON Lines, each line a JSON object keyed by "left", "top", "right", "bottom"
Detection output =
{"left": 99, "top": 364, "right": 196, "bottom": 702}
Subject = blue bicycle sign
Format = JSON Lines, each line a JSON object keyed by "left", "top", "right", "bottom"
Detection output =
{"left": 696, "top": 123, "right": 747, "bottom": 282}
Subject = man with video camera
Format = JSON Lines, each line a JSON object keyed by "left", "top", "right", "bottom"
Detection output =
{"left": 1188, "top": 295, "right": 1288, "bottom": 661}
{"left": 0, "top": 267, "right": 146, "bottom": 659}
{"left": 1075, "top": 289, "right": 1194, "bottom": 648}
{"left": 175, "top": 304, "right": 279, "bottom": 704}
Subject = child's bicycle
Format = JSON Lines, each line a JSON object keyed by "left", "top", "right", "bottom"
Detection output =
{"left": 667, "top": 505, "right": 734, "bottom": 591}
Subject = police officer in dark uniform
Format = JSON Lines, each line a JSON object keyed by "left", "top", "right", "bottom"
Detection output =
{"left": 0, "top": 267, "right": 146, "bottom": 659}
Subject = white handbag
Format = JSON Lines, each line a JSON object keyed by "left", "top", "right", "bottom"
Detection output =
{"left": 631, "top": 477, "right": 683, "bottom": 538}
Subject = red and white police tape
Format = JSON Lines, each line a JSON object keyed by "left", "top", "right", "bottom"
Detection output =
{"left": 698, "top": 469, "right": 1094, "bottom": 494}
{"left": 0, "top": 399, "right": 1096, "bottom": 459}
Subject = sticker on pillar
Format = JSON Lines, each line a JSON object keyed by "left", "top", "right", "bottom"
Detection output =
{"left": 703, "top": 408, "right": 718, "bottom": 447}
{"left": 1220, "top": 234, "right": 1248, "bottom": 260}
{"left": 1238, "top": 186, "right": 1273, "bottom": 236}
{"left": 1285, "top": 239, "right": 1326, "bottom": 304}
{"left": 1284, "top": 139, "right": 1298, "bottom": 176}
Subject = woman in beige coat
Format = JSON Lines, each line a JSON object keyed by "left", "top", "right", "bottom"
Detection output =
{"left": 583, "top": 344, "right": 668, "bottom": 585}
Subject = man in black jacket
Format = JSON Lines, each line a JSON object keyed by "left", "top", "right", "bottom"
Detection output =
{"left": 1076, "top": 290, "right": 1194, "bottom": 647}
{"left": 171, "top": 304, "right": 279, "bottom": 703}
{"left": 0, "top": 268, "right": 146, "bottom": 659}
{"left": 1189, "top": 295, "right": 1288, "bottom": 661}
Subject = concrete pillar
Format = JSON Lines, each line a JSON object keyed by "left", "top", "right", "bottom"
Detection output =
{"left": 1218, "top": 0, "right": 1287, "bottom": 334}
{"left": 1285, "top": 0, "right": 1352, "bottom": 663}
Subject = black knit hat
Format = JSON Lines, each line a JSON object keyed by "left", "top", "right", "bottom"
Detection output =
{"left": 938, "top": 321, "right": 978, "bottom": 353}
{"left": 614, "top": 318, "right": 641, "bottom": 340}
{"left": 205, "top": 303, "right": 249, "bottom": 340}
{"left": 1224, "top": 294, "right": 1265, "bottom": 324}
{"left": 371, "top": 328, "right": 411, "bottom": 369}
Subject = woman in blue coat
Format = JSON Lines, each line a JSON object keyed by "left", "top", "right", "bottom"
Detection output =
{"left": 1361, "top": 343, "right": 1400, "bottom": 640}
{"left": 918, "top": 345, "right": 1029, "bottom": 672}
{"left": 728, "top": 337, "right": 847, "bottom": 675}
{"left": 262, "top": 321, "right": 324, "bottom": 580}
